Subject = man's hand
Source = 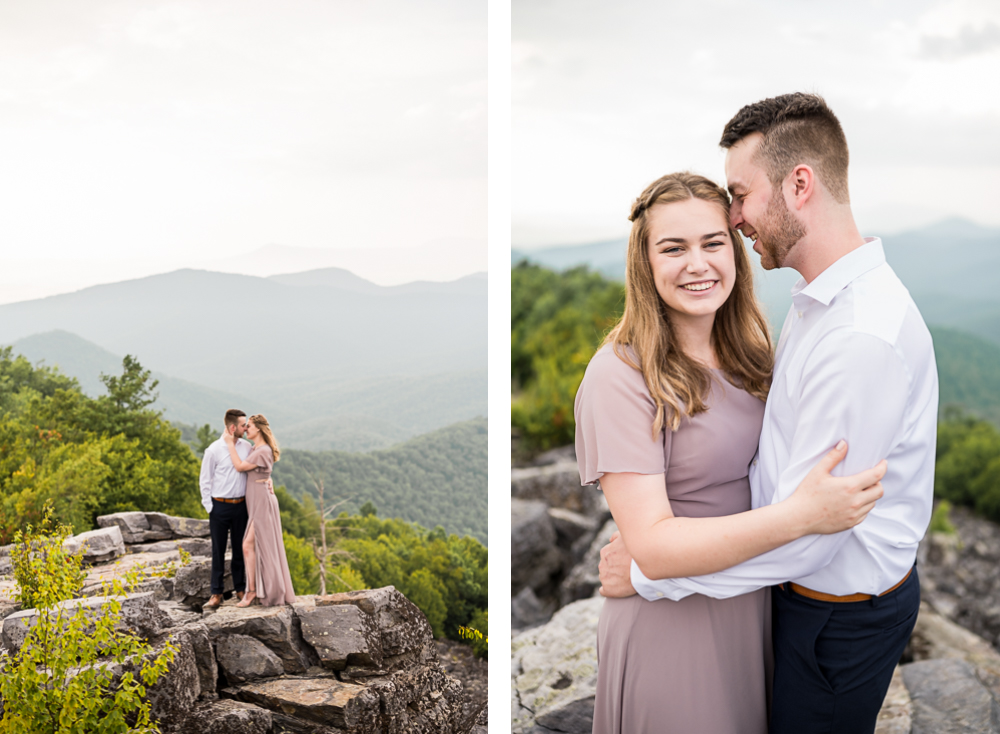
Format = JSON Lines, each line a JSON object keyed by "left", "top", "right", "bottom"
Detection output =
{"left": 599, "top": 530, "right": 638, "bottom": 598}
{"left": 267, "top": 478, "right": 274, "bottom": 494}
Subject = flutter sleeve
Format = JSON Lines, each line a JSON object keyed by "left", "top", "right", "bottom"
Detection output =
{"left": 252, "top": 445, "right": 274, "bottom": 472}
{"left": 574, "top": 345, "right": 667, "bottom": 486}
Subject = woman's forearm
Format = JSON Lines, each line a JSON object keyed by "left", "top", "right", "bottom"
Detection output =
{"left": 628, "top": 502, "right": 809, "bottom": 580}
{"left": 226, "top": 443, "right": 256, "bottom": 472}
{"left": 601, "top": 472, "right": 812, "bottom": 580}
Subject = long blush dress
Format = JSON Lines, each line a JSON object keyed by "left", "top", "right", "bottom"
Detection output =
{"left": 246, "top": 444, "right": 296, "bottom": 606}
{"left": 574, "top": 345, "right": 771, "bottom": 734}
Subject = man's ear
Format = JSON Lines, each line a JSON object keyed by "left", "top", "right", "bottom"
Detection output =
{"left": 787, "top": 164, "right": 815, "bottom": 210}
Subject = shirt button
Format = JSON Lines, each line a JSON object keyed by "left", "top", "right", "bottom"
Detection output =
{"left": 655, "top": 592, "right": 663, "bottom": 598}
{"left": 797, "top": 310, "right": 803, "bottom": 318}
{"left": 752, "top": 459, "right": 758, "bottom": 466}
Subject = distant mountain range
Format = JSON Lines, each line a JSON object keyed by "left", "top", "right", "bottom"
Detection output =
{"left": 3, "top": 267, "right": 487, "bottom": 452}
{"left": 513, "top": 218, "right": 1000, "bottom": 345}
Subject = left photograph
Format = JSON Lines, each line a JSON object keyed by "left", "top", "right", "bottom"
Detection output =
{"left": 0, "top": 2, "right": 488, "bottom": 731}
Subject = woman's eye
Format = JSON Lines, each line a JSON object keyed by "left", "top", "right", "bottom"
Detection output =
{"left": 705, "top": 241, "right": 724, "bottom": 249}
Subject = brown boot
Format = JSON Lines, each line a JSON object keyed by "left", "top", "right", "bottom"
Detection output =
{"left": 203, "top": 594, "right": 224, "bottom": 610}
{"left": 236, "top": 591, "right": 245, "bottom": 602}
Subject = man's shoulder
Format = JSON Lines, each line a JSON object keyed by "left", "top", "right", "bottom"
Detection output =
{"left": 844, "top": 263, "right": 921, "bottom": 346}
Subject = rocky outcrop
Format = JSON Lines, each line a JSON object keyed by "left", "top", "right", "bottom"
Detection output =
{"left": 0, "top": 520, "right": 483, "bottom": 734}
{"left": 512, "top": 450, "right": 1000, "bottom": 734}
{"left": 63, "top": 525, "right": 126, "bottom": 564}
{"left": 512, "top": 596, "right": 602, "bottom": 734}
{"left": 511, "top": 451, "right": 613, "bottom": 631}
{"left": 97, "top": 511, "right": 210, "bottom": 546}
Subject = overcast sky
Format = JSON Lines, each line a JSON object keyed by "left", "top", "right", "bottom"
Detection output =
{"left": 0, "top": 0, "right": 485, "bottom": 300}
{"left": 513, "top": 0, "right": 1000, "bottom": 248}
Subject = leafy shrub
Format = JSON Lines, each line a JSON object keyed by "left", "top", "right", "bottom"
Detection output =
{"left": 0, "top": 501, "right": 176, "bottom": 733}
{"left": 928, "top": 500, "right": 956, "bottom": 535}
{"left": 9, "top": 504, "right": 85, "bottom": 609}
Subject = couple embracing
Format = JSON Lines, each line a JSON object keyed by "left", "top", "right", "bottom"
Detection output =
{"left": 575, "top": 93, "right": 938, "bottom": 733}
{"left": 199, "top": 409, "right": 296, "bottom": 609}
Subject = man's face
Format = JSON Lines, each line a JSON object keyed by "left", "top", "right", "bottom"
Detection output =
{"left": 231, "top": 417, "right": 248, "bottom": 438}
{"left": 725, "top": 133, "right": 805, "bottom": 270}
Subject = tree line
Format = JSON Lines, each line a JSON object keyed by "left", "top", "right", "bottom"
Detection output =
{"left": 0, "top": 348, "right": 488, "bottom": 654}
{"left": 512, "top": 261, "right": 1000, "bottom": 529}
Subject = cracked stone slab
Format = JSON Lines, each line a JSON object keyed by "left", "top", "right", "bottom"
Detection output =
{"left": 223, "top": 676, "right": 379, "bottom": 731}
{"left": 294, "top": 597, "right": 382, "bottom": 671}
{"left": 314, "top": 586, "right": 432, "bottom": 659}
{"left": 203, "top": 604, "right": 314, "bottom": 674}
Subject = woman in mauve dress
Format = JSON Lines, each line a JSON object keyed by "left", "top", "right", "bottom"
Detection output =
{"left": 223, "top": 414, "right": 296, "bottom": 607}
{"left": 573, "top": 173, "right": 886, "bottom": 734}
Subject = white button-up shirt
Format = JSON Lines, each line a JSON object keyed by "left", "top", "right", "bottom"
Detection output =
{"left": 199, "top": 436, "right": 253, "bottom": 515}
{"left": 631, "top": 238, "right": 939, "bottom": 600}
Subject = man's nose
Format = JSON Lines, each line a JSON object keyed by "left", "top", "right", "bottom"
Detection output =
{"left": 729, "top": 200, "right": 744, "bottom": 229}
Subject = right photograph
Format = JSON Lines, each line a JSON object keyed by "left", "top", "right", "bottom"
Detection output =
{"left": 510, "top": 2, "right": 1000, "bottom": 733}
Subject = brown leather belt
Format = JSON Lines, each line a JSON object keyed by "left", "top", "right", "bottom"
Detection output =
{"left": 212, "top": 496, "right": 245, "bottom": 504}
{"left": 781, "top": 567, "right": 913, "bottom": 603}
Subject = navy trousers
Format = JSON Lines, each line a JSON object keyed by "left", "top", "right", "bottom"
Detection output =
{"left": 209, "top": 499, "right": 247, "bottom": 595}
{"left": 770, "top": 566, "right": 919, "bottom": 734}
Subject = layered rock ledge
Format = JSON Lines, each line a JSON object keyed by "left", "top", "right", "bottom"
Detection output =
{"left": 0, "top": 511, "right": 487, "bottom": 733}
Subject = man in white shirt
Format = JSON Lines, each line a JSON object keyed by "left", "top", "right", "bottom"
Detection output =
{"left": 200, "top": 408, "right": 254, "bottom": 609}
{"left": 598, "top": 93, "right": 938, "bottom": 733}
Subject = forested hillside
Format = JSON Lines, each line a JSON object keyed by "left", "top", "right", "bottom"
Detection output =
{"left": 272, "top": 417, "right": 488, "bottom": 545}
{"left": 512, "top": 263, "right": 1000, "bottom": 451}
{"left": 0, "top": 348, "right": 203, "bottom": 541}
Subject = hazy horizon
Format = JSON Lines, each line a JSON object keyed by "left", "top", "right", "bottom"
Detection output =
{"left": 0, "top": 1, "right": 486, "bottom": 301}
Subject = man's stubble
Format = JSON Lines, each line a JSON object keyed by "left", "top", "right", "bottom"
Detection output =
{"left": 756, "top": 185, "right": 806, "bottom": 271}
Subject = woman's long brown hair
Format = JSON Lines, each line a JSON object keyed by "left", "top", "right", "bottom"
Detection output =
{"left": 249, "top": 414, "right": 281, "bottom": 462}
{"left": 603, "top": 172, "right": 773, "bottom": 435}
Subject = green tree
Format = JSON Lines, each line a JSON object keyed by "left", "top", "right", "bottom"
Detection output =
{"left": 511, "top": 262, "right": 624, "bottom": 450}
{"left": 195, "top": 423, "right": 220, "bottom": 456}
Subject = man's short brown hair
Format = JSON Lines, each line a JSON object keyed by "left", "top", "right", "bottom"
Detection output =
{"left": 720, "top": 92, "right": 850, "bottom": 204}
{"left": 224, "top": 409, "right": 246, "bottom": 428}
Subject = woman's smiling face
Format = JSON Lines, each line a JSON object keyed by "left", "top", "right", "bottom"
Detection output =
{"left": 246, "top": 421, "right": 260, "bottom": 440}
{"left": 645, "top": 197, "right": 737, "bottom": 326}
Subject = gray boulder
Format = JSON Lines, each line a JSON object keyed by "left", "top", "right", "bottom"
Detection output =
{"left": 512, "top": 498, "right": 562, "bottom": 595}
{"left": 172, "top": 556, "right": 233, "bottom": 607}
{"left": 511, "top": 586, "right": 553, "bottom": 631}
{"left": 560, "top": 519, "right": 617, "bottom": 606}
{"left": 223, "top": 676, "right": 380, "bottom": 732}
{"left": 512, "top": 595, "right": 603, "bottom": 734}
{"left": 314, "top": 587, "right": 434, "bottom": 663}
{"left": 512, "top": 458, "right": 609, "bottom": 520}
{"left": 203, "top": 604, "right": 314, "bottom": 674}
{"left": 295, "top": 597, "right": 383, "bottom": 671}
{"left": 142, "top": 625, "right": 202, "bottom": 732}
{"left": 1, "top": 591, "right": 169, "bottom": 655}
{"left": 215, "top": 633, "right": 284, "bottom": 684}
{"left": 903, "top": 658, "right": 999, "bottom": 734}
{"left": 181, "top": 699, "right": 273, "bottom": 734}
{"left": 129, "top": 538, "right": 212, "bottom": 556}
{"left": 97, "top": 512, "right": 152, "bottom": 544}
{"left": 178, "top": 621, "right": 218, "bottom": 698}
{"left": 63, "top": 526, "right": 125, "bottom": 564}
{"left": 166, "top": 515, "right": 211, "bottom": 538}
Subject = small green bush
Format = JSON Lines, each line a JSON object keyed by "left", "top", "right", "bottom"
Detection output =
{"left": 0, "top": 502, "right": 176, "bottom": 733}
{"left": 928, "top": 500, "right": 957, "bottom": 535}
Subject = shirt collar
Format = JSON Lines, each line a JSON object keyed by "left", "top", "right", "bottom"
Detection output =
{"left": 790, "top": 237, "right": 884, "bottom": 306}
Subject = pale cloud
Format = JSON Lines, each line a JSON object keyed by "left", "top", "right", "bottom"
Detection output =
{"left": 513, "top": 0, "right": 1000, "bottom": 246}
{"left": 0, "top": 0, "right": 486, "bottom": 285}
